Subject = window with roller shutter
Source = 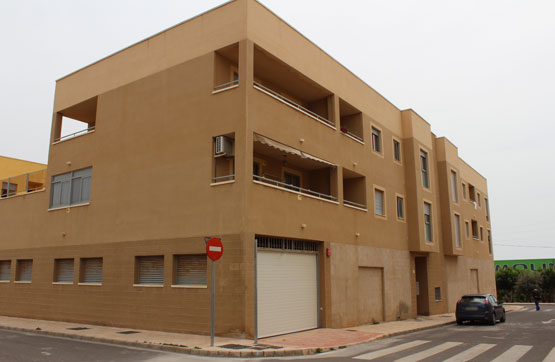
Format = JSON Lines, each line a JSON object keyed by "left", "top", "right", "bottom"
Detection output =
{"left": 136, "top": 256, "right": 164, "bottom": 285}
{"left": 80, "top": 258, "right": 103, "bottom": 284}
{"left": 174, "top": 255, "right": 207, "bottom": 286}
{"left": 0, "top": 260, "right": 11, "bottom": 281}
{"left": 16, "top": 260, "right": 32, "bottom": 282}
{"left": 54, "top": 259, "right": 74, "bottom": 283}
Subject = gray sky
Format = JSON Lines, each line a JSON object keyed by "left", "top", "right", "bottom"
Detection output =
{"left": 1, "top": 1, "right": 554, "bottom": 260}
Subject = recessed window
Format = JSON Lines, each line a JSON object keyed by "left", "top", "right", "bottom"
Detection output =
{"left": 80, "top": 258, "right": 103, "bottom": 284}
{"left": 50, "top": 167, "right": 92, "bottom": 208}
{"left": 451, "top": 171, "right": 458, "bottom": 202}
{"left": 371, "top": 127, "right": 381, "bottom": 153}
{"left": 462, "top": 183, "right": 467, "bottom": 199}
{"left": 454, "top": 214, "right": 461, "bottom": 248}
{"left": 471, "top": 220, "right": 479, "bottom": 240}
{"left": 393, "top": 139, "right": 401, "bottom": 162}
{"left": 435, "top": 287, "right": 441, "bottom": 301}
{"left": 485, "top": 198, "right": 490, "bottom": 222}
{"left": 468, "top": 184, "right": 476, "bottom": 202}
{"left": 396, "top": 196, "right": 405, "bottom": 220}
{"left": 136, "top": 256, "right": 164, "bottom": 285}
{"left": 465, "top": 221, "right": 470, "bottom": 239}
{"left": 487, "top": 230, "right": 492, "bottom": 255}
{"left": 477, "top": 193, "right": 481, "bottom": 207}
{"left": 16, "top": 259, "right": 33, "bottom": 282}
{"left": 374, "top": 189, "right": 385, "bottom": 216}
{"left": 480, "top": 226, "right": 484, "bottom": 241}
{"left": 420, "top": 150, "right": 429, "bottom": 188}
{"left": 0, "top": 260, "right": 11, "bottom": 281}
{"left": 424, "top": 202, "right": 432, "bottom": 242}
{"left": 213, "top": 135, "right": 235, "bottom": 183}
{"left": 54, "top": 258, "right": 74, "bottom": 283}
{"left": 174, "top": 255, "right": 207, "bottom": 286}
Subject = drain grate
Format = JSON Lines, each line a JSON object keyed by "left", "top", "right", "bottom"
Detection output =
{"left": 67, "top": 327, "right": 90, "bottom": 331}
{"left": 219, "top": 344, "right": 250, "bottom": 350}
{"left": 117, "top": 331, "right": 140, "bottom": 335}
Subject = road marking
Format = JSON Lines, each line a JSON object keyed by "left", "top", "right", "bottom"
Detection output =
{"left": 442, "top": 343, "right": 496, "bottom": 362}
{"left": 353, "top": 340, "right": 430, "bottom": 360}
{"left": 543, "top": 347, "right": 555, "bottom": 362}
{"left": 490, "top": 345, "right": 533, "bottom": 362}
{"left": 395, "top": 342, "right": 463, "bottom": 362}
{"left": 542, "top": 319, "right": 555, "bottom": 324}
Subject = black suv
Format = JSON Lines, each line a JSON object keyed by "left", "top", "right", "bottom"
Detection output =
{"left": 456, "top": 294, "right": 506, "bottom": 325}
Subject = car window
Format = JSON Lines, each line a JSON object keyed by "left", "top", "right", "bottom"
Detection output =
{"left": 490, "top": 295, "right": 498, "bottom": 303}
{"left": 461, "top": 296, "right": 486, "bottom": 303}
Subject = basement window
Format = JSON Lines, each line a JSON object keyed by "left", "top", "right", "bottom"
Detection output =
{"left": 135, "top": 256, "right": 164, "bottom": 286}
{"left": 173, "top": 255, "right": 207, "bottom": 287}
{"left": 212, "top": 134, "right": 235, "bottom": 184}
{"left": 80, "top": 258, "right": 103, "bottom": 284}
{"left": 54, "top": 259, "right": 74, "bottom": 283}
{"left": 15, "top": 259, "right": 33, "bottom": 282}
{"left": 0, "top": 260, "right": 11, "bottom": 281}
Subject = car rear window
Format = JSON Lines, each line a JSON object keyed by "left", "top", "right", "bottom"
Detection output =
{"left": 461, "top": 296, "right": 486, "bottom": 303}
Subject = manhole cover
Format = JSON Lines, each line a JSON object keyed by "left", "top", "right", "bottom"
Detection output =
{"left": 117, "top": 331, "right": 140, "bottom": 335}
{"left": 67, "top": 327, "right": 90, "bottom": 331}
{"left": 219, "top": 344, "right": 249, "bottom": 350}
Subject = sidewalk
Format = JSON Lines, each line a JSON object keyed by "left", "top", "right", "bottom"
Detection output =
{"left": 0, "top": 305, "right": 524, "bottom": 358}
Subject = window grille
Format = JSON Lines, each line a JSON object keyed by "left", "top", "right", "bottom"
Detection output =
{"left": 256, "top": 236, "right": 319, "bottom": 252}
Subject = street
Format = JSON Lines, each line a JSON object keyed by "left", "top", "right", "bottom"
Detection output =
{"left": 0, "top": 306, "right": 553, "bottom": 361}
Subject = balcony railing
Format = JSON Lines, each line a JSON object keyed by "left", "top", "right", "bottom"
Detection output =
{"left": 253, "top": 82, "right": 335, "bottom": 128}
{"left": 340, "top": 127, "right": 364, "bottom": 143}
{"left": 343, "top": 199, "right": 367, "bottom": 210}
{"left": 1, "top": 169, "right": 46, "bottom": 199}
{"left": 54, "top": 126, "right": 95, "bottom": 143}
{"left": 211, "top": 174, "right": 235, "bottom": 183}
{"left": 253, "top": 174, "right": 336, "bottom": 202}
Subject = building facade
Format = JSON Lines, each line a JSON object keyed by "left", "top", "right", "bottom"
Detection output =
{"left": 0, "top": 0, "right": 494, "bottom": 339}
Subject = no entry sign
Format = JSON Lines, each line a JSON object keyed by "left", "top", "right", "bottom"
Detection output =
{"left": 206, "top": 237, "right": 223, "bottom": 261}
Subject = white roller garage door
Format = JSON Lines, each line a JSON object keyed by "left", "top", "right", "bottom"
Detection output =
{"left": 257, "top": 250, "right": 318, "bottom": 338}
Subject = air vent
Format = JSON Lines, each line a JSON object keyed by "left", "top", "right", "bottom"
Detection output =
{"left": 214, "top": 136, "right": 234, "bottom": 156}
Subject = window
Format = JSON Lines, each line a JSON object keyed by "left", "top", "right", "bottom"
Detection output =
{"left": 393, "top": 139, "right": 401, "bottom": 162}
{"left": 174, "top": 255, "right": 207, "bottom": 286}
{"left": 480, "top": 226, "right": 484, "bottom": 241}
{"left": 0, "top": 260, "right": 11, "bottom": 281}
{"left": 465, "top": 221, "right": 470, "bottom": 239}
{"left": 50, "top": 167, "right": 92, "bottom": 208}
{"left": 213, "top": 135, "right": 235, "bottom": 183}
{"left": 485, "top": 198, "right": 490, "bottom": 222}
{"left": 451, "top": 171, "right": 458, "bottom": 202}
{"left": 471, "top": 220, "right": 479, "bottom": 239}
{"left": 284, "top": 171, "right": 301, "bottom": 192}
{"left": 435, "top": 287, "right": 441, "bottom": 301}
{"left": 454, "top": 214, "right": 461, "bottom": 248}
{"left": 374, "top": 189, "right": 385, "bottom": 216}
{"left": 136, "top": 256, "right": 164, "bottom": 285}
{"left": 477, "top": 193, "right": 481, "bottom": 207}
{"left": 371, "top": 127, "right": 381, "bottom": 153}
{"left": 462, "top": 183, "right": 467, "bottom": 199}
{"left": 420, "top": 150, "right": 429, "bottom": 188}
{"left": 54, "top": 259, "right": 74, "bottom": 283}
{"left": 396, "top": 196, "right": 405, "bottom": 220}
{"left": 1, "top": 182, "right": 17, "bottom": 198}
{"left": 16, "top": 260, "right": 32, "bottom": 282}
{"left": 424, "top": 202, "right": 432, "bottom": 242}
{"left": 487, "top": 230, "right": 492, "bottom": 254}
{"left": 253, "top": 161, "right": 260, "bottom": 177}
{"left": 468, "top": 184, "right": 476, "bottom": 202}
{"left": 80, "top": 258, "right": 103, "bottom": 284}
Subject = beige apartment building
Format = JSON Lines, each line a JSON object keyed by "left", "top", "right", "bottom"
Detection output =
{"left": 0, "top": 0, "right": 494, "bottom": 339}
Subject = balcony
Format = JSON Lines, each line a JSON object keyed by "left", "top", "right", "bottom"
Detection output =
{"left": 1, "top": 169, "right": 46, "bottom": 199}
{"left": 53, "top": 96, "right": 97, "bottom": 144}
{"left": 253, "top": 45, "right": 334, "bottom": 129}
{"left": 343, "top": 168, "right": 367, "bottom": 210}
{"left": 253, "top": 133, "right": 337, "bottom": 202}
{"left": 213, "top": 43, "right": 239, "bottom": 94}
{"left": 339, "top": 98, "right": 364, "bottom": 143}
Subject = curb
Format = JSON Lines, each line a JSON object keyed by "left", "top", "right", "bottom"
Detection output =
{"left": 0, "top": 319, "right": 456, "bottom": 358}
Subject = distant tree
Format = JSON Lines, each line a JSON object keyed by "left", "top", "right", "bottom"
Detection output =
{"left": 515, "top": 269, "right": 543, "bottom": 302}
{"left": 541, "top": 267, "right": 555, "bottom": 302}
{"left": 496, "top": 268, "right": 518, "bottom": 302}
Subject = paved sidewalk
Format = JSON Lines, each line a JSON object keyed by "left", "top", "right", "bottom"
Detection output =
{"left": 0, "top": 305, "right": 524, "bottom": 358}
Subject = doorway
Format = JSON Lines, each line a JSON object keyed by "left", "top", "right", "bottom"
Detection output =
{"left": 415, "top": 256, "right": 429, "bottom": 315}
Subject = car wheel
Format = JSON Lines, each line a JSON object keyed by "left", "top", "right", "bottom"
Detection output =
{"left": 456, "top": 318, "right": 463, "bottom": 325}
{"left": 489, "top": 312, "right": 496, "bottom": 325}
{"left": 500, "top": 311, "right": 506, "bottom": 323}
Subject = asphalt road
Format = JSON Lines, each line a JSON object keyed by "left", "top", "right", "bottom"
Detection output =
{"left": 0, "top": 306, "right": 553, "bottom": 362}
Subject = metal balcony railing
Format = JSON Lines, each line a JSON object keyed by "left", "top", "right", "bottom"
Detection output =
{"left": 340, "top": 127, "right": 364, "bottom": 143}
{"left": 54, "top": 126, "right": 95, "bottom": 143}
{"left": 212, "top": 174, "right": 235, "bottom": 183}
{"left": 343, "top": 199, "right": 367, "bottom": 209}
{"left": 213, "top": 79, "right": 239, "bottom": 91}
{"left": 253, "top": 174, "right": 336, "bottom": 201}
{"left": 1, "top": 169, "right": 46, "bottom": 199}
{"left": 253, "top": 82, "right": 335, "bottom": 128}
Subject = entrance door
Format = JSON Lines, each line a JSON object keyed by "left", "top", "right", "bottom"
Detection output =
{"left": 415, "top": 257, "right": 429, "bottom": 315}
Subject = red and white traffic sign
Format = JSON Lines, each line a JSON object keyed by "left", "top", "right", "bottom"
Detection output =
{"left": 206, "top": 237, "right": 223, "bottom": 261}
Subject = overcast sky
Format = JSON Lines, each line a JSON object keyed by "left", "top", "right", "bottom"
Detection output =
{"left": 1, "top": 1, "right": 554, "bottom": 261}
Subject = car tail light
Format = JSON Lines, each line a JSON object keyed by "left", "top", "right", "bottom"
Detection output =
{"left": 484, "top": 298, "right": 489, "bottom": 304}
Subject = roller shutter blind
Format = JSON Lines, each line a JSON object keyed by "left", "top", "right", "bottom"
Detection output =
{"left": 16, "top": 260, "right": 33, "bottom": 282}
{"left": 175, "top": 255, "right": 207, "bottom": 286}
{"left": 54, "top": 259, "right": 74, "bottom": 283}
{"left": 136, "top": 256, "right": 164, "bottom": 285}
{"left": 81, "top": 258, "right": 103, "bottom": 284}
{"left": 375, "top": 190, "right": 384, "bottom": 216}
{"left": 0, "top": 260, "right": 10, "bottom": 281}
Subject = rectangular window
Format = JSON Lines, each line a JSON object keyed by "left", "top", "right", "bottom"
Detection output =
{"left": 487, "top": 230, "right": 492, "bottom": 254}
{"left": 1, "top": 182, "right": 17, "bottom": 198}
{"left": 462, "top": 183, "right": 467, "bottom": 199}
{"left": 485, "top": 198, "right": 490, "bottom": 221}
{"left": 16, "top": 260, "right": 32, "bottom": 282}
{"left": 374, "top": 189, "right": 385, "bottom": 216}
{"left": 471, "top": 220, "right": 479, "bottom": 239}
{"left": 0, "top": 260, "right": 11, "bottom": 281}
{"left": 50, "top": 167, "right": 92, "bottom": 208}
{"left": 424, "top": 202, "right": 432, "bottom": 242}
{"left": 371, "top": 127, "right": 381, "bottom": 153}
{"left": 454, "top": 214, "right": 461, "bottom": 248}
{"left": 80, "top": 258, "right": 103, "bottom": 284}
{"left": 435, "top": 287, "right": 441, "bottom": 301}
{"left": 468, "top": 184, "right": 476, "bottom": 202}
{"left": 465, "top": 221, "right": 470, "bottom": 239}
{"left": 136, "top": 256, "right": 164, "bottom": 285}
{"left": 284, "top": 171, "right": 301, "bottom": 192}
{"left": 393, "top": 139, "right": 401, "bottom": 162}
{"left": 213, "top": 134, "right": 235, "bottom": 183}
{"left": 54, "top": 258, "right": 74, "bottom": 283}
{"left": 477, "top": 193, "right": 481, "bottom": 207}
{"left": 396, "top": 196, "right": 405, "bottom": 220}
{"left": 174, "top": 255, "right": 207, "bottom": 286}
{"left": 420, "top": 150, "right": 429, "bottom": 188}
{"left": 451, "top": 171, "right": 458, "bottom": 202}
{"left": 480, "top": 226, "right": 484, "bottom": 241}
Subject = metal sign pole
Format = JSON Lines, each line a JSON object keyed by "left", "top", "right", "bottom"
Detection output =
{"left": 210, "top": 259, "right": 215, "bottom": 347}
